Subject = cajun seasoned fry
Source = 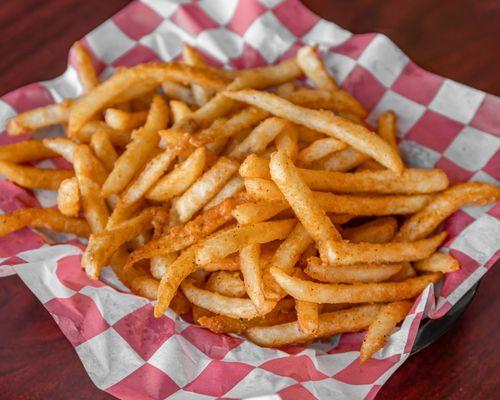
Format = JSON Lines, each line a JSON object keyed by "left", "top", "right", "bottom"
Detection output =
{"left": 195, "top": 219, "right": 296, "bottom": 265}
{"left": 162, "top": 81, "right": 195, "bottom": 105}
{"left": 72, "top": 42, "right": 99, "bottom": 94}
{"left": 240, "top": 244, "right": 267, "bottom": 314}
{"left": 150, "top": 253, "right": 179, "bottom": 280}
{"left": 246, "top": 304, "right": 381, "bottom": 347}
{"left": 315, "top": 146, "right": 370, "bottom": 172}
{"left": 271, "top": 266, "right": 442, "bottom": 304}
{"left": 90, "top": 130, "right": 118, "bottom": 172}
{"left": 322, "top": 232, "right": 447, "bottom": 265}
{"left": 360, "top": 301, "right": 412, "bottom": 362}
{"left": 342, "top": 217, "right": 398, "bottom": 244}
{"left": 183, "top": 43, "right": 214, "bottom": 106}
{"left": 203, "top": 176, "right": 244, "bottom": 210}
{"left": 232, "top": 201, "right": 289, "bottom": 225}
{"left": 297, "top": 46, "right": 338, "bottom": 92}
{"left": 396, "top": 182, "right": 500, "bottom": 241}
{"left": 294, "top": 269, "right": 319, "bottom": 334}
{"left": 170, "top": 100, "right": 192, "bottom": 123}
{"left": 57, "top": 177, "right": 80, "bottom": 217}
{"left": 175, "top": 156, "right": 239, "bottom": 222}
{"left": 223, "top": 90, "right": 403, "bottom": 174}
{"left": 0, "top": 160, "right": 73, "bottom": 190}
{"left": 72, "top": 121, "right": 131, "bottom": 147}
{"left": 206, "top": 271, "right": 246, "bottom": 298}
{"left": 305, "top": 257, "right": 404, "bottom": 283}
{"left": 104, "top": 108, "right": 148, "bottom": 130}
{"left": 0, "top": 208, "right": 90, "bottom": 238}
{"left": 7, "top": 100, "right": 73, "bottom": 136}
{"left": 297, "top": 138, "right": 347, "bottom": 166}
{"left": 0, "top": 140, "right": 57, "bottom": 163}
{"left": 275, "top": 123, "right": 298, "bottom": 160}
{"left": 414, "top": 252, "right": 460, "bottom": 273}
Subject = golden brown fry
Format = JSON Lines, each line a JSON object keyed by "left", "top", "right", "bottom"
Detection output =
{"left": 270, "top": 266, "right": 442, "bottom": 304}
{"left": 181, "top": 277, "right": 276, "bottom": 319}
{"left": 245, "top": 179, "right": 434, "bottom": 215}
{"left": 195, "top": 219, "right": 297, "bottom": 265}
{"left": 82, "top": 207, "right": 158, "bottom": 279}
{"left": 75, "top": 121, "right": 131, "bottom": 147}
{"left": 201, "top": 256, "right": 241, "bottom": 272}
{"left": 240, "top": 155, "right": 448, "bottom": 194}
{"left": 304, "top": 257, "right": 403, "bottom": 283}
{"left": 90, "top": 130, "right": 118, "bottom": 172}
{"left": 228, "top": 117, "right": 289, "bottom": 160}
{"left": 73, "top": 145, "right": 109, "bottom": 233}
{"left": 57, "top": 177, "right": 80, "bottom": 217}
{"left": 104, "top": 108, "right": 148, "bottom": 130}
{"left": 297, "top": 126, "right": 324, "bottom": 143}
{"left": 396, "top": 182, "right": 500, "bottom": 241}
{"left": 223, "top": 90, "right": 403, "bottom": 174}
{"left": 7, "top": 100, "right": 72, "bottom": 136}
{"left": 0, "top": 160, "right": 73, "bottom": 190}
{"left": 342, "top": 217, "right": 398, "bottom": 244}
{"left": 245, "top": 304, "right": 381, "bottom": 347}
{"left": 206, "top": 271, "right": 246, "bottom": 298}
{"left": 414, "top": 252, "right": 460, "bottom": 273}
{"left": 101, "top": 95, "right": 169, "bottom": 197}
{"left": 389, "top": 262, "right": 417, "bottom": 282}
{"left": 360, "top": 301, "right": 412, "bottom": 362}
{"left": 69, "top": 63, "right": 229, "bottom": 134}
{"left": 323, "top": 232, "right": 447, "bottom": 265}
{"left": 72, "top": 42, "right": 99, "bottom": 93}
{"left": 297, "top": 138, "right": 347, "bottom": 166}
{"left": 150, "top": 253, "right": 179, "bottom": 280}
{"left": 294, "top": 269, "right": 319, "bottom": 334}
{"left": 297, "top": 46, "right": 338, "bottom": 92}
{"left": 203, "top": 176, "right": 244, "bottom": 210}
{"left": 314, "top": 146, "right": 370, "bottom": 172}
{"left": 125, "top": 197, "right": 240, "bottom": 269}
{"left": 0, "top": 208, "right": 90, "bottom": 238}
{"left": 240, "top": 244, "right": 267, "bottom": 313}
{"left": 147, "top": 147, "right": 206, "bottom": 202}
{"left": 170, "top": 100, "right": 192, "bottom": 124}
{"left": 0, "top": 140, "right": 57, "bottom": 163}
{"left": 232, "top": 201, "right": 289, "bottom": 225}
{"left": 269, "top": 151, "right": 342, "bottom": 253}
{"left": 377, "top": 111, "right": 398, "bottom": 150}
{"left": 161, "top": 81, "right": 195, "bottom": 105}
{"left": 183, "top": 43, "right": 214, "bottom": 106}
{"left": 175, "top": 157, "right": 239, "bottom": 222}
{"left": 275, "top": 81, "right": 296, "bottom": 97}
{"left": 275, "top": 123, "right": 298, "bottom": 161}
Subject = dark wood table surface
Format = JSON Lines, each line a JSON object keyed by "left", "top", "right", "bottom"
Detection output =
{"left": 0, "top": 1, "right": 498, "bottom": 399}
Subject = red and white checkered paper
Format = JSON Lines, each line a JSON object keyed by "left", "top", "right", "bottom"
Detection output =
{"left": 1, "top": 0, "right": 499, "bottom": 398}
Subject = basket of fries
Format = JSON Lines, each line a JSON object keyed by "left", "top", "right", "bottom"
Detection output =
{"left": 1, "top": 1, "right": 498, "bottom": 399}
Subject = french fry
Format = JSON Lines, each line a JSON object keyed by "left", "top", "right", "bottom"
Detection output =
{"left": 315, "top": 146, "right": 370, "bottom": 172}
{"left": 90, "top": 130, "right": 118, "bottom": 172}
{"left": 377, "top": 111, "right": 398, "bottom": 150}
{"left": 125, "top": 197, "right": 240, "bottom": 269}
{"left": 82, "top": 207, "right": 158, "bottom": 279}
{"left": 304, "top": 257, "right": 404, "bottom": 283}
{"left": 271, "top": 266, "right": 442, "bottom": 304}
{"left": 322, "top": 232, "right": 447, "bottom": 265}
{"left": 297, "top": 46, "right": 338, "bottom": 92}
{"left": 72, "top": 121, "right": 131, "bottom": 147}
{"left": 170, "top": 100, "right": 192, "bottom": 124}
{"left": 240, "top": 244, "right": 267, "bottom": 313}
{"left": 360, "top": 301, "right": 412, "bottom": 363}
{"left": 201, "top": 256, "right": 241, "bottom": 272}
{"left": 181, "top": 277, "right": 276, "bottom": 319}
{"left": 175, "top": 157, "right": 239, "bottom": 222}
{"left": 0, "top": 161, "right": 73, "bottom": 190}
{"left": 228, "top": 117, "right": 289, "bottom": 160}
{"left": 195, "top": 219, "right": 296, "bottom": 265}
{"left": 0, "top": 140, "right": 57, "bottom": 163}
{"left": 396, "top": 182, "right": 500, "bottom": 241}
{"left": 223, "top": 90, "right": 403, "bottom": 174}
{"left": 275, "top": 81, "right": 296, "bottom": 96}
{"left": 246, "top": 304, "right": 381, "bottom": 347}
{"left": 69, "top": 63, "right": 229, "bottom": 134}
{"left": 7, "top": 100, "right": 72, "bottom": 136}
{"left": 101, "top": 95, "right": 169, "bottom": 197}
{"left": 275, "top": 123, "right": 298, "bottom": 161}
{"left": 104, "top": 108, "right": 148, "bottom": 130}
{"left": 57, "top": 177, "right": 80, "bottom": 217}
{"left": 269, "top": 223, "right": 313, "bottom": 274}
{"left": 342, "top": 217, "right": 398, "bottom": 244}
{"left": 206, "top": 271, "right": 246, "bottom": 298}
{"left": 161, "top": 81, "right": 195, "bottom": 105}
{"left": 297, "top": 138, "right": 347, "bottom": 166}
{"left": 294, "top": 269, "right": 319, "bottom": 334}
{"left": 240, "top": 154, "right": 448, "bottom": 194}
{"left": 0, "top": 208, "right": 90, "bottom": 238}
{"left": 414, "top": 252, "right": 460, "bottom": 273}
{"left": 245, "top": 179, "right": 434, "bottom": 215}
{"left": 42, "top": 137, "right": 78, "bottom": 163}
{"left": 183, "top": 43, "right": 214, "bottom": 106}
{"left": 72, "top": 42, "right": 99, "bottom": 94}
{"left": 389, "top": 262, "right": 417, "bottom": 282}
{"left": 150, "top": 253, "right": 179, "bottom": 280}
{"left": 147, "top": 147, "right": 206, "bottom": 202}
{"left": 297, "top": 126, "right": 324, "bottom": 143}
{"left": 73, "top": 145, "right": 109, "bottom": 233}
{"left": 120, "top": 148, "right": 176, "bottom": 205}
{"left": 203, "top": 176, "right": 244, "bottom": 210}
{"left": 232, "top": 201, "right": 289, "bottom": 225}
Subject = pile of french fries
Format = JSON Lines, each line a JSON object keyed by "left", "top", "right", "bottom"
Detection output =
{"left": 1, "top": 42, "right": 498, "bottom": 362}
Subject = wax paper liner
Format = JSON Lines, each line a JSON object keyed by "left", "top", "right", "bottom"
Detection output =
{"left": 0, "top": 1, "right": 498, "bottom": 399}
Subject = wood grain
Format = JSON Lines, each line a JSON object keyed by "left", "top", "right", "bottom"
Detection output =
{"left": 0, "top": 1, "right": 498, "bottom": 399}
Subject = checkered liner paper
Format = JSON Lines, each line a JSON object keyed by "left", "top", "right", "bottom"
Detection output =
{"left": 0, "top": 0, "right": 498, "bottom": 399}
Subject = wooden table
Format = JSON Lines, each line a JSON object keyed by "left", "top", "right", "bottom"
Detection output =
{"left": 0, "top": 1, "right": 498, "bottom": 399}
